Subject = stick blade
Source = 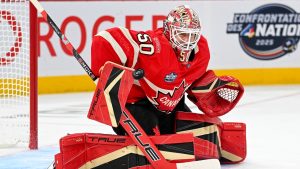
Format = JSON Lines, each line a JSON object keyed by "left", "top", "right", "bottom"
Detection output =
{"left": 176, "top": 159, "right": 221, "bottom": 169}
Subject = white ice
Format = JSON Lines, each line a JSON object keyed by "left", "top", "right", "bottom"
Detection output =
{"left": 0, "top": 85, "right": 300, "bottom": 169}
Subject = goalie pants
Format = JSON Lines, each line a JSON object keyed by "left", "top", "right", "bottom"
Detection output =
{"left": 113, "top": 97, "right": 191, "bottom": 135}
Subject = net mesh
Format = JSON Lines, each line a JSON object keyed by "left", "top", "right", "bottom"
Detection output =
{"left": 0, "top": 0, "right": 30, "bottom": 147}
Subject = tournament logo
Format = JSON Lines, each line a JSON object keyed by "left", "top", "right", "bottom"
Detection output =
{"left": 227, "top": 4, "right": 300, "bottom": 60}
{"left": 164, "top": 72, "right": 177, "bottom": 82}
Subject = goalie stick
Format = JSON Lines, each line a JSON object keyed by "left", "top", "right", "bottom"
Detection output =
{"left": 30, "top": 0, "right": 221, "bottom": 169}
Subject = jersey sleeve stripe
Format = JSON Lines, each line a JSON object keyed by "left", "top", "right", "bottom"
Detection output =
{"left": 118, "top": 27, "right": 139, "bottom": 68}
{"left": 96, "top": 31, "right": 127, "bottom": 65}
{"left": 144, "top": 77, "right": 173, "bottom": 95}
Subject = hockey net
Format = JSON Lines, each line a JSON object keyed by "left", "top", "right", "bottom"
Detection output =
{"left": 0, "top": 0, "right": 37, "bottom": 149}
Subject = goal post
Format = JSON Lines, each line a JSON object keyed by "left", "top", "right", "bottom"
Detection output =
{"left": 0, "top": 0, "right": 38, "bottom": 149}
{"left": 30, "top": 1, "right": 38, "bottom": 150}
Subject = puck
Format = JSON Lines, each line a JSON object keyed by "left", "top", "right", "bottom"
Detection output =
{"left": 133, "top": 69, "right": 144, "bottom": 80}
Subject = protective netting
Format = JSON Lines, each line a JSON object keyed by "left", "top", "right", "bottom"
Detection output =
{"left": 0, "top": 0, "right": 30, "bottom": 147}
{"left": 217, "top": 87, "right": 239, "bottom": 103}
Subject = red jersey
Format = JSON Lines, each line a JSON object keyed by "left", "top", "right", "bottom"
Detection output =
{"left": 91, "top": 27, "right": 210, "bottom": 113}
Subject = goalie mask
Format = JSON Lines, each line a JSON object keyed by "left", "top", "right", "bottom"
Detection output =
{"left": 164, "top": 5, "right": 202, "bottom": 64}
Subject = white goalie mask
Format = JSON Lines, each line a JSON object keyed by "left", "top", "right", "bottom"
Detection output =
{"left": 169, "top": 25, "right": 201, "bottom": 51}
{"left": 164, "top": 5, "right": 202, "bottom": 64}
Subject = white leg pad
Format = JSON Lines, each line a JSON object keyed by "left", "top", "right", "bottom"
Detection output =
{"left": 176, "top": 159, "right": 221, "bottom": 169}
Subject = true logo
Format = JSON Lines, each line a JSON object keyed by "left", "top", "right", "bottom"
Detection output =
{"left": 122, "top": 111, "right": 160, "bottom": 161}
{"left": 227, "top": 3, "right": 300, "bottom": 60}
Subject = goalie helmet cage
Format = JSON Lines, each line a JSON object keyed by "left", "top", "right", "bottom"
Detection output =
{"left": 0, "top": 0, "right": 38, "bottom": 149}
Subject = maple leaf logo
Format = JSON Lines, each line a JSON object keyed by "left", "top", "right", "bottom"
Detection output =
{"left": 152, "top": 80, "right": 189, "bottom": 113}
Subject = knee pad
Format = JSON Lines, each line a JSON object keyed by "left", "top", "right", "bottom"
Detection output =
{"left": 175, "top": 112, "right": 247, "bottom": 163}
